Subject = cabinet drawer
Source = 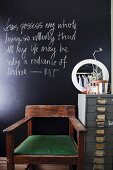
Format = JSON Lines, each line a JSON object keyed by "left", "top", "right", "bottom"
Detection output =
{"left": 84, "top": 163, "right": 112, "bottom": 170}
{"left": 87, "top": 105, "right": 113, "bottom": 113}
{"left": 86, "top": 119, "right": 113, "bottom": 128}
{"left": 86, "top": 148, "right": 113, "bottom": 156}
{"left": 86, "top": 142, "right": 113, "bottom": 150}
{"left": 87, "top": 112, "right": 113, "bottom": 121}
{"left": 86, "top": 127, "right": 113, "bottom": 135}
{"left": 87, "top": 97, "right": 113, "bottom": 105}
{"left": 86, "top": 134, "right": 113, "bottom": 143}
{"left": 85, "top": 156, "right": 112, "bottom": 164}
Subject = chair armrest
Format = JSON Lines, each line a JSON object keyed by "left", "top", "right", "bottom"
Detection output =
{"left": 69, "top": 117, "right": 86, "bottom": 132}
{"left": 3, "top": 116, "right": 32, "bottom": 133}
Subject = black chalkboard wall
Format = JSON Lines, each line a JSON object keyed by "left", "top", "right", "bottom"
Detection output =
{"left": 0, "top": 0, "right": 111, "bottom": 156}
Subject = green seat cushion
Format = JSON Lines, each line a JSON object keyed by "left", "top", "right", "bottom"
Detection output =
{"left": 14, "top": 135, "right": 78, "bottom": 155}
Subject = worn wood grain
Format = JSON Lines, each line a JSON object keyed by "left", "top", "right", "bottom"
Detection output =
{"left": 0, "top": 157, "right": 69, "bottom": 170}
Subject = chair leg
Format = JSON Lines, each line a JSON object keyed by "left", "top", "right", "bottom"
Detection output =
{"left": 69, "top": 165, "right": 73, "bottom": 170}
{"left": 69, "top": 165, "right": 77, "bottom": 170}
{"left": 77, "top": 132, "right": 85, "bottom": 170}
{"left": 7, "top": 159, "right": 15, "bottom": 170}
{"left": 25, "top": 164, "right": 39, "bottom": 170}
{"left": 6, "top": 133, "right": 15, "bottom": 170}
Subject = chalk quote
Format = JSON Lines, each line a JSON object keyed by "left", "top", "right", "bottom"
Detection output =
{"left": 3, "top": 18, "right": 77, "bottom": 78}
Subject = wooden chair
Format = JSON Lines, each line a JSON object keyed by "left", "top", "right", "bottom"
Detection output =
{"left": 3, "top": 105, "right": 86, "bottom": 170}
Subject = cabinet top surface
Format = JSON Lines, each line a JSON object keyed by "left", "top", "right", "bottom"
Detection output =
{"left": 78, "top": 94, "right": 113, "bottom": 98}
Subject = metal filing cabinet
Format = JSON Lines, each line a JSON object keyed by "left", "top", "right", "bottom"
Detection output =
{"left": 78, "top": 94, "right": 113, "bottom": 170}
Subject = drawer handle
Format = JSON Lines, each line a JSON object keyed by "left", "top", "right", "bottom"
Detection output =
{"left": 93, "top": 157, "right": 104, "bottom": 164}
{"left": 97, "top": 106, "right": 106, "bottom": 112}
{"left": 97, "top": 97, "right": 107, "bottom": 104}
{"left": 96, "top": 114, "right": 105, "bottom": 122}
{"left": 96, "top": 136, "right": 105, "bottom": 142}
{"left": 96, "top": 129, "right": 105, "bottom": 135}
{"left": 96, "top": 121, "right": 105, "bottom": 128}
{"left": 93, "top": 164, "right": 104, "bottom": 170}
{"left": 95, "top": 150, "right": 105, "bottom": 156}
{"left": 95, "top": 143, "right": 105, "bottom": 150}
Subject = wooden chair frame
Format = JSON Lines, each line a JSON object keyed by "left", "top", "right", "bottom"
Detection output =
{"left": 3, "top": 105, "right": 86, "bottom": 170}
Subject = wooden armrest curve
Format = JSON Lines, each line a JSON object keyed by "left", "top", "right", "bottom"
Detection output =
{"left": 69, "top": 117, "right": 86, "bottom": 132}
{"left": 3, "top": 117, "right": 32, "bottom": 133}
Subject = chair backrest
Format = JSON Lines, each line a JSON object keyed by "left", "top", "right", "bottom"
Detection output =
{"left": 25, "top": 105, "right": 75, "bottom": 117}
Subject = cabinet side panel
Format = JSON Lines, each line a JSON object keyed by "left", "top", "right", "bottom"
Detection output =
{"left": 78, "top": 94, "right": 86, "bottom": 125}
